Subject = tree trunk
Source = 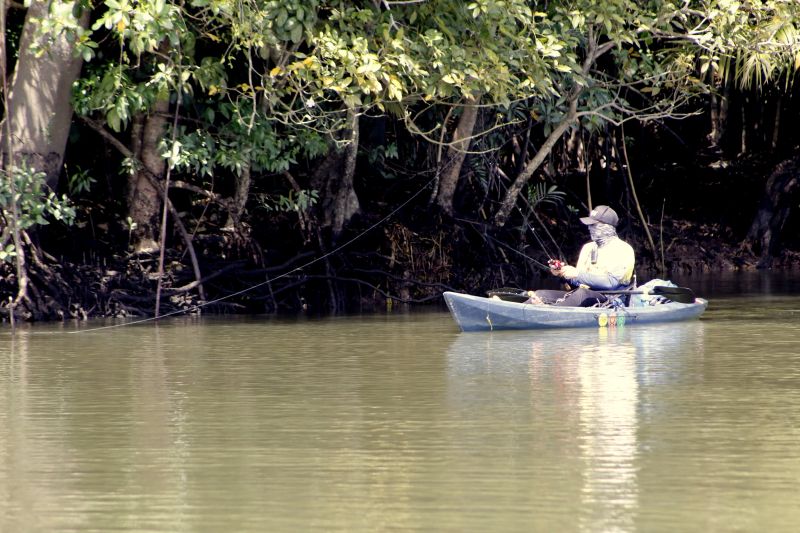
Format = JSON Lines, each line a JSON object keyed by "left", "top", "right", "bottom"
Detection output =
{"left": 720, "top": 73, "right": 730, "bottom": 146}
{"left": 225, "top": 161, "right": 251, "bottom": 230}
{"left": 1, "top": 0, "right": 30, "bottom": 314}
{"left": 709, "top": 101, "right": 719, "bottom": 146}
{"left": 311, "top": 109, "right": 361, "bottom": 239}
{"left": 128, "top": 98, "right": 169, "bottom": 253}
{"left": 565, "top": 127, "right": 586, "bottom": 174}
{"left": 771, "top": 95, "right": 782, "bottom": 152}
{"left": 2, "top": 0, "right": 89, "bottom": 188}
{"left": 331, "top": 110, "right": 360, "bottom": 237}
{"left": 744, "top": 156, "right": 800, "bottom": 268}
{"left": 709, "top": 63, "right": 734, "bottom": 149}
{"left": 708, "top": 66, "right": 721, "bottom": 147}
{"left": 435, "top": 96, "right": 480, "bottom": 215}
{"left": 739, "top": 97, "right": 747, "bottom": 155}
{"left": 494, "top": 98, "right": 578, "bottom": 227}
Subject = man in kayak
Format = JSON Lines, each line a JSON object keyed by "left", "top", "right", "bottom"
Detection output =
{"left": 530, "top": 205, "right": 635, "bottom": 307}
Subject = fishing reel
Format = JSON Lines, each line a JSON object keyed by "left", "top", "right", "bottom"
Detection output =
{"left": 548, "top": 259, "right": 564, "bottom": 270}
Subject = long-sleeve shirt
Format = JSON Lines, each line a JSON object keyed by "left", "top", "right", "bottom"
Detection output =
{"left": 569, "top": 237, "right": 635, "bottom": 290}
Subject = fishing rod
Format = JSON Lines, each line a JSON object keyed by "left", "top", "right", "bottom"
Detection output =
{"left": 512, "top": 209, "right": 568, "bottom": 272}
{"left": 482, "top": 232, "right": 551, "bottom": 272}
{"left": 516, "top": 198, "right": 568, "bottom": 265}
{"left": 524, "top": 223, "right": 565, "bottom": 271}
{"left": 491, "top": 164, "right": 563, "bottom": 265}
{"left": 521, "top": 210, "right": 558, "bottom": 260}
{"left": 454, "top": 216, "right": 560, "bottom": 273}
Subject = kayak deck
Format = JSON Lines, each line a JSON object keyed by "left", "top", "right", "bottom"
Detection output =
{"left": 443, "top": 291, "right": 708, "bottom": 332}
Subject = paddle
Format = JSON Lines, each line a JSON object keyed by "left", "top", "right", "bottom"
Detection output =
{"left": 602, "top": 285, "right": 696, "bottom": 304}
{"left": 486, "top": 288, "right": 532, "bottom": 303}
{"left": 487, "top": 285, "right": 696, "bottom": 304}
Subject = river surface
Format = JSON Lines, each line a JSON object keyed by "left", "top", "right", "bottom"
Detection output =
{"left": 2, "top": 272, "right": 800, "bottom": 532}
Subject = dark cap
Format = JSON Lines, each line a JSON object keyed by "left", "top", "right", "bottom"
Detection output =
{"left": 580, "top": 205, "right": 619, "bottom": 226}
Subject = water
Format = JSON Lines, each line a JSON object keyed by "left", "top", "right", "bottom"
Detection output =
{"left": 1, "top": 273, "right": 800, "bottom": 532}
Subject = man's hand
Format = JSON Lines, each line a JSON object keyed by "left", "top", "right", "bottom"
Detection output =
{"left": 557, "top": 265, "right": 578, "bottom": 280}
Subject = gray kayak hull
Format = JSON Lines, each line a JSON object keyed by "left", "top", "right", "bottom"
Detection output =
{"left": 443, "top": 291, "right": 708, "bottom": 332}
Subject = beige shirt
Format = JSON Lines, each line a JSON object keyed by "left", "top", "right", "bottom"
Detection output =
{"left": 572, "top": 237, "right": 635, "bottom": 290}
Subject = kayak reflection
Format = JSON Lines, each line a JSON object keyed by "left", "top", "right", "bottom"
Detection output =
{"left": 445, "top": 322, "right": 706, "bottom": 528}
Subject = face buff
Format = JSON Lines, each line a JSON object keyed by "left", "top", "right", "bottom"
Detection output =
{"left": 588, "top": 222, "right": 617, "bottom": 248}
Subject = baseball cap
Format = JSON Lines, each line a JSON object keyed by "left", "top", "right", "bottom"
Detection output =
{"left": 580, "top": 205, "right": 619, "bottom": 226}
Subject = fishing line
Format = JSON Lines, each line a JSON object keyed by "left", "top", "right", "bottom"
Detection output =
{"left": 455, "top": 216, "right": 551, "bottom": 271}
{"left": 485, "top": 234, "right": 551, "bottom": 271}
{"left": 516, "top": 198, "right": 564, "bottom": 262}
{"left": 68, "top": 176, "right": 437, "bottom": 334}
{"left": 525, "top": 219, "right": 556, "bottom": 261}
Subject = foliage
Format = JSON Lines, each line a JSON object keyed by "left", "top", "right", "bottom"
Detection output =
{"left": 706, "top": 1, "right": 800, "bottom": 90}
{"left": 50, "top": 0, "right": 800, "bottom": 231}
{"left": 71, "top": 1, "right": 727, "bottom": 152}
{"left": 67, "top": 166, "right": 97, "bottom": 195}
{"left": 0, "top": 244, "right": 16, "bottom": 263}
{"left": 257, "top": 189, "right": 319, "bottom": 214}
{"left": 0, "top": 166, "right": 75, "bottom": 230}
{"left": 70, "top": 0, "right": 558, "bottom": 161}
{"left": 166, "top": 101, "right": 330, "bottom": 178}
{"left": 527, "top": 182, "right": 566, "bottom": 209}
{"left": 0, "top": 166, "right": 75, "bottom": 263}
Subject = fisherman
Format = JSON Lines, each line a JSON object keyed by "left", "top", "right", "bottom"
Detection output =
{"left": 530, "top": 205, "right": 635, "bottom": 307}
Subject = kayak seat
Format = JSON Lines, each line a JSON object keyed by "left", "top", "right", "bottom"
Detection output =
{"left": 614, "top": 278, "right": 637, "bottom": 307}
{"left": 597, "top": 296, "right": 626, "bottom": 309}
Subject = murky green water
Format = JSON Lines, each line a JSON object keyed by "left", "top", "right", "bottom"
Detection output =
{"left": 2, "top": 273, "right": 800, "bottom": 532}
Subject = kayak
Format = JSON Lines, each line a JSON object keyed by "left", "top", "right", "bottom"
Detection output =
{"left": 443, "top": 291, "right": 708, "bottom": 332}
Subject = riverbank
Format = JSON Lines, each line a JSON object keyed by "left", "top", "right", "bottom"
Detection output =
{"left": 4, "top": 138, "right": 799, "bottom": 322}
{"left": 1, "top": 208, "right": 796, "bottom": 322}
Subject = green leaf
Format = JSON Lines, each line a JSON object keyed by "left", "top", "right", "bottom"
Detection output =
{"left": 276, "top": 8, "right": 288, "bottom": 27}
{"left": 290, "top": 23, "right": 303, "bottom": 43}
{"left": 107, "top": 108, "right": 121, "bottom": 132}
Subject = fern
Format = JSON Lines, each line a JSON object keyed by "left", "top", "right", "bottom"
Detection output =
{"left": 527, "top": 182, "right": 565, "bottom": 208}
